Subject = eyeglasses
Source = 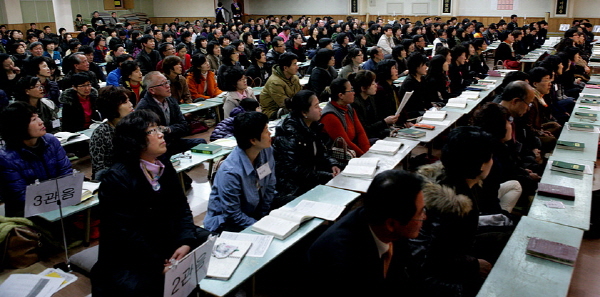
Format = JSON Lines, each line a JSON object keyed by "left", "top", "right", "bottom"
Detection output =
{"left": 411, "top": 206, "right": 427, "bottom": 222}
{"left": 30, "top": 84, "right": 44, "bottom": 90}
{"left": 149, "top": 81, "right": 171, "bottom": 88}
{"left": 342, "top": 89, "right": 355, "bottom": 93}
{"left": 517, "top": 99, "right": 533, "bottom": 108}
{"left": 76, "top": 83, "right": 92, "bottom": 88}
{"left": 146, "top": 126, "right": 168, "bottom": 136}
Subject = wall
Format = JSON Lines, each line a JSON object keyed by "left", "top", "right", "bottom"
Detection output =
{"left": 71, "top": 0, "right": 154, "bottom": 19}
{"left": 572, "top": 0, "right": 600, "bottom": 18}
{"left": 245, "top": 0, "right": 350, "bottom": 15}
{"left": 365, "top": 0, "right": 441, "bottom": 17}
{"left": 153, "top": 0, "right": 214, "bottom": 17}
{"left": 456, "top": 0, "right": 551, "bottom": 18}
{"left": 21, "top": 0, "right": 55, "bottom": 23}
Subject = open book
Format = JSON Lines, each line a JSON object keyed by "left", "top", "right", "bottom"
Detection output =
{"left": 252, "top": 201, "right": 346, "bottom": 240}
{"left": 458, "top": 91, "right": 480, "bottom": 100}
{"left": 446, "top": 97, "right": 467, "bottom": 109}
{"left": 369, "top": 140, "right": 403, "bottom": 155}
{"left": 206, "top": 238, "right": 252, "bottom": 280}
{"left": 81, "top": 181, "right": 100, "bottom": 203}
{"left": 341, "top": 158, "right": 379, "bottom": 178}
{"left": 54, "top": 132, "right": 82, "bottom": 144}
{"left": 422, "top": 110, "right": 447, "bottom": 121}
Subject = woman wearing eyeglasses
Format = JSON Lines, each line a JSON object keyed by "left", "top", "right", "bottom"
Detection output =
{"left": 321, "top": 78, "right": 370, "bottom": 157}
{"left": 0, "top": 101, "right": 72, "bottom": 217}
{"left": 91, "top": 109, "right": 210, "bottom": 296}
{"left": 15, "top": 75, "right": 61, "bottom": 134}
{"left": 59, "top": 73, "right": 101, "bottom": 132}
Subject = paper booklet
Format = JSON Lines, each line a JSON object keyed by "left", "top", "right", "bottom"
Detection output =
{"left": 341, "top": 158, "right": 380, "bottom": 178}
{"left": 54, "top": 132, "right": 83, "bottom": 144}
{"left": 368, "top": 140, "right": 404, "bottom": 155}
{"left": 252, "top": 200, "right": 346, "bottom": 240}
{"left": 206, "top": 238, "right": 252, "bottom": 280}
{"left": 445, "top": 97, "right": 468, "bottom": 109}
{"left": 422, "top": 110, "right": 447, "bottom": 121}
{"left": 395, "top": 91, "right": 414, "bottom": 116}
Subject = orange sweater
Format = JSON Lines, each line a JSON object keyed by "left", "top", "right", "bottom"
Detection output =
{"left": 321, "top": 101, "right": 371, "bottom": 156}
{"left": 186, "top": 71, "right": 223, "bottom": 99}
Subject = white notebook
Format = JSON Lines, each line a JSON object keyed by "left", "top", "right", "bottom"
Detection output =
{"left": 341, "top": 158, "right": 380, "bottom": 178}
{"left": 206, "top": 238, "right": 252, "bottom": 280}
{"left": 369, "top": 140, "right": 404, "bottom": 155}
{"left": 422, "top": 110, "right": 447, "bottom": 121}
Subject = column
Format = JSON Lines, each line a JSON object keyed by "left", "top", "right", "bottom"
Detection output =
{"left": 3, "top": 0, "right": 23, "bottom": 24}
{"left": 52, "top": 0, "right": 75, "bottom": 31}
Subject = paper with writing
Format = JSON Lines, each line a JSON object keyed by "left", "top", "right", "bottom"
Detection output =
{"left": 219, "top": 232, "right": 274, "bottom": 257}
{"left": 25, "top": 172, "right": 84, "bottom": 217}
{"left": 164, "top": 235, "right": 216, "bottom": 297}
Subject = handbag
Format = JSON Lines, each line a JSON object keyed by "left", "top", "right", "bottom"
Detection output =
{"left": 1, "top": 225, "right": 42, "bottom": 269}
{"left": 330, "top": 137, "right": 356, "bottom": 163}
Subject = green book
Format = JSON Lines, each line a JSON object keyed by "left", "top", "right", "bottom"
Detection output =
{"left": 581, "top": 94, "right": 600, "bottom": 99}
{"left": 556, "top": 140, "right": 585, "bottom": 151}
{"left": 398, "top": 128, "right": 426, "bottom": 138}
{"left": 569, "top": 122, "right": 594, "bottom": 131}
{"left": 574, "top": 112, "right": 598, "bottom": 119}
{"left": 191, "top": 144, "right": 222, "bottom": 154}
{"left": 551, "top": 160, "right": 585, "bottom": 175}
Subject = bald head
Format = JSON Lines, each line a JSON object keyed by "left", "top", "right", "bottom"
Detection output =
{"left": 500, "top": 81, "right": 535, "bottom": 117}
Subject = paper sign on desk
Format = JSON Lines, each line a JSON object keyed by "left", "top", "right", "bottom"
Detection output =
{"left": 164, "top": 235, "right": 216, "bottom": 297}
{"left": 24, "top": 172, "right": 84, "bottom": 217}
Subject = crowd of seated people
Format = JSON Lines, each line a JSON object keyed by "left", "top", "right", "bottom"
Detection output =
{"left": 0, "top": 13, "right": 596, "bottom": 296}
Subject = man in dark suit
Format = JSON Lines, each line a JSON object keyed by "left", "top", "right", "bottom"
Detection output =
{"left": 307, "top": 170, "right": 426, "bottom": 296}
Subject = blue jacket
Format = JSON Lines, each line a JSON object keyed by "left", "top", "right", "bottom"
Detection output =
{"left": 209, "top": 105, "right": 244, "bottom": 141}
{"left": 204, "top": 146, "right": 276, "bottom": 232}
{"left": 106, "top": 68, "right": 121, "bottom": 87}
{"left": 362, "top": 58, "right": 377, "bottom": 71}
{"left": 0, "top": 134, "right": 72, "bottom": 217}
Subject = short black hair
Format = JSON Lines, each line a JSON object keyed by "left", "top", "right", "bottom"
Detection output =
{"left": 473, "top": 102, "right": 510, "bottom": 141}
{"left": 528, "top": 67, "right": 551, "bottom": 84}
{"left": 207, "top": 41, "right": 220, "bottom": 55}
{"left": 139, "top": 34, "right": 155, "bottom": 45}
{"left": 233, "top": 111, "right": 269, "bottom": 150}
{"left": 375, "top": 59, "right": 397, "bottom": 82}
{"left": 220, "top": 45, "right": 237, "bottom": 65}
{"left": 285, "top": 89, "right": 317, "bottom": 118}
{"left": 113, "top": 110, "right": 161, "bottom": 163}
{"left": 442, "top": 126, "right": 494, "bottom": 179}
{"left": 278, "top": 52, "right": 297, "bottom": 69}
{"left": 329, "top": 78, "right": 350, "bottom": 101}
{"left": 0, "top": 101, "right": 38, "bottom": 148}
{"left": 15, "top": 75, "right": 41, "bottom": 102}
{"left": 318, "top": 38, "right": 332, "bottom": 49}
{"left": 120, "top": 60, "right": 140, "bottom": 82}
{"left": 364, "top": 170, "right": 423, "bottom": 225}
{"left": 162, "top": 55, "right": 181, "bottom": 75}
{"left": 79, "top": 45, "right": 94, "bottom": 55}
{"left": 314, "top": 48, "right": 334, "bottom": 68}
{"left": 220, "top": 66, "right": 245, "bottom": 92}
{"left": 97, "top": 86, "right": 130, "bottom": 121}
{"left": 406, "top": 52, "right": 428, "bottom": 75}
{"left": 71, "top": 72, "right": 91, "bottom": 87}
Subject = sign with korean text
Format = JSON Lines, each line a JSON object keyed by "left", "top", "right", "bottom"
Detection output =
{"left": 164, "top": 236, "right": 216, "bottom": 297}
{"left": 24, "top": 173, "right": 84, "bottom": 217}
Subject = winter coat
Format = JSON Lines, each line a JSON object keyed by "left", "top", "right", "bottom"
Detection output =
{"left": 272, "top": 115, "right": 341, "bottom": 199}
{"left": 260, "top": 65, "right": 302, "bottom": 119}
{"left": 0, "top": 134, "right": 72, "bottom": 217}
{"left": 59, "top": 87, "right": 101, "bottom": 132}
{"left": 223, "top": 87, "right": 256, "bottom": 118}
{"left": 186, "top": 71, "right": 222, "bottom": 100}
{"left": 91, "top": 157, "right": 202, "bottom": 296}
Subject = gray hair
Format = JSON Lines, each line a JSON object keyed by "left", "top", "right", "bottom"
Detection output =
{"left": 142, "top": 71, "right": 164, "bottom": 88}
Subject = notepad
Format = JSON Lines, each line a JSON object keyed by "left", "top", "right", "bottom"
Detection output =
{"left": 206, "top": 238, "right": 252, "bottom": 280}
{"left": 341, "top": 158, "right": 380, "bottom": 178}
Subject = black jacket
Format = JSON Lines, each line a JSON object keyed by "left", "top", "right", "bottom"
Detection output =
{"left": 272, "top": 115, "right": 341, "bottom": 199}
{"left": 398, "top": 74, "right": 431, "bottom": 119}
{"left": 91, "top": 158, "right": 204, "bottom": 296}
{"left": 135, "top": 92, "right": 189, "bottom": 142}
{"left": 58, "top": 88, "right": 101, "bottom": 132}
{"left": 136, "top": 49, "right": 161, "bottom": 75}
{"left": 245, "top": 63, "right": 270, "bottom": 87}
{"left": 351, "top": 94, "right": 390, "bottom": 139}
{"left": 307, "top": 67, "right": 333, "bottom": 101}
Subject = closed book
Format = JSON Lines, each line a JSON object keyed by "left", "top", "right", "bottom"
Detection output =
{"left": 398, "top": 128, "right": 426, "bottom": 138}
{"left": 526, "top": 237, "right": 578, "bottom": 266}
{"left": 568, "top": 122, "right": 594, "bottom": 131}
{"left": 191, "top": 144, "right": 222, "bottom": 154}
{"left": 551, "top": 160, "right": 585, "bottom": 175}
{"left": 556, "top": 140, "right": 585, "bottom": 151}
{"left": 413, "top": 123, "right": 435, "bottom": 130}
{"left": 580, "top": 98, "right": 600, "bottom": 106}
{"left": 537, "top": 183, "right": 576, "bottom": 200}
{"left": 574, "top": 112, "right": 597, "bottom": 120}
{"left": 581, "top": 93, "right": 600, "bottom": 99}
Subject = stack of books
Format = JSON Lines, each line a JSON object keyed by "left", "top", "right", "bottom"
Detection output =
{"left": 556, "top": 140, "right": 585, "bottom": 151}
{"left": 568, "top": 122, "right": 595, "bottom": 132}
{"left": 550, "top": 160, "right": 585, "bottom": 175}
{"left": 397, "top": 128, "right": 426, "bottom": 139}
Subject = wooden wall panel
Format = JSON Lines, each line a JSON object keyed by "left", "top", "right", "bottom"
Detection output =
{"left": 5, "top": 22, "right": 57, "bottom": 35}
